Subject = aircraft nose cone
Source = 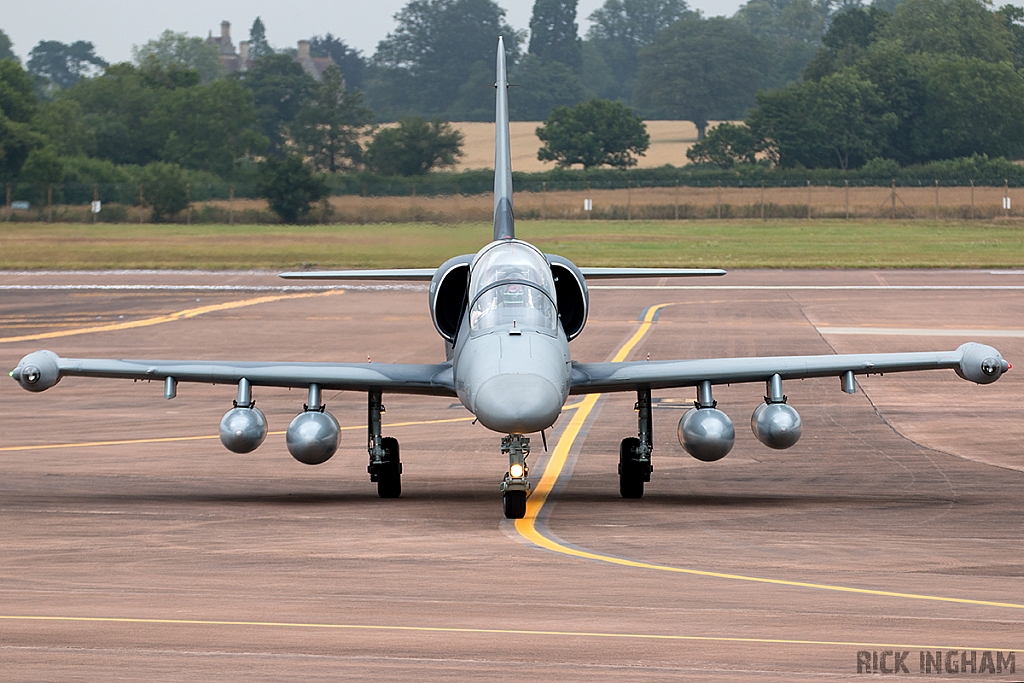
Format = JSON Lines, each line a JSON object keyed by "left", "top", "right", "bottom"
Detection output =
{"left": 473, "top": 374, "right": 563, "bottom": 434}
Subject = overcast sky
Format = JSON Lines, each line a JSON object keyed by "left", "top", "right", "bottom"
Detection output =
{"left": 2, "top": 0, "right": 744, "bottom": 64}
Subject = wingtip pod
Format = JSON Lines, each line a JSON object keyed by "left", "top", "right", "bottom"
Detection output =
{"left": 955, "top": 342, "right": 1009, "bottom": 384}
{"left": 11, "top": 350, "right": 61, "bottom": 392}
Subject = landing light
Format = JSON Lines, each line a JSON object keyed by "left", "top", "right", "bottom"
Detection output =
{"left": 509, "top": 463, "right": 525, "bottom": 479}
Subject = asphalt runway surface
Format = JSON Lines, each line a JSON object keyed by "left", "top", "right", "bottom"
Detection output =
{"left": 1, "top": 269, "right": 1022, "bottom": 680}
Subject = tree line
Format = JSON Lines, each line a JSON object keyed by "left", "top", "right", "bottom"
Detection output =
{"left": 1, "top": 0, "right": 1024, "bottom": 222}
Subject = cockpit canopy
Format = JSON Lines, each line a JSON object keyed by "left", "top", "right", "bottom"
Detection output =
{"left": 468, "top": 240, "right": 557, "bottom": 333}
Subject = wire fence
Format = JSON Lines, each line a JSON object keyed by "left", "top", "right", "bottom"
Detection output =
{"left": 1, "top": 179, "right": 1021, "bottom": 223}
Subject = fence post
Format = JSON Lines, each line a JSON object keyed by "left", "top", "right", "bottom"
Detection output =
{"left": 542, "top": 180, "right": 546, "bottom": 220}
{"left": 844, "top": 180, "right": 849, "bottom": 220}
{"left": 138, "top": 183, "right": 144, "bottom": 224}
{"left": 627, "top": 179, "right": 632, "bottom": 221}
{"left": 4, "top": 182, "right": 9, "bottom": 222}
{"left": 229, "top": 184, "right": 235, "bottom": 226}
{"left": 675, "top": 180, "right": 679, "bottom": 221}
{"left": 47, "top": 184, "right": 53, "bottom": 223}
{"left": 716, "top": 181, "right": 722, "bottom": 220}
{"left": 890, "top": 179, "right": 896, "bottom": 219}
{"left": 935, "top": 180, "right": 939, "bottom": 220}
{"left": 760, "top": 181, "right": 765, "bottom": 221}
{"left": 970, "top": 180, "right": 975, "bottom": 220}
{"left": 186, "top": 183, "right": 192, "bottom": 224}
{"left": 806, "top": 180, "right": 812, "bottom": 219}
{"left": 586, "top": 180, "right": 591, "bottom": 221}
{"left": 1005, "top": 179, "right": 1010, "bottom": 218}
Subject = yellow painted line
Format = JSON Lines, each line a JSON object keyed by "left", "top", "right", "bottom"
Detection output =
{"left": 0, "top": 403, "right": 587, "bottom": 453}
{"left": 0, "top": 290, "right": 343, "bottom": 344}
{"left": 516, "top": 304, "right": 1024, "bottom": 613}
{"left": 0, "top": 615, "right": 1014, "bottom": 651}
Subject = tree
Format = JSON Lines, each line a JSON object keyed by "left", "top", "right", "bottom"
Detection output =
{"left": 881, "top": 0, "right": 1014, "bottom": 63}
{"left": 585, "top": 0, "right": 692, "bottom": 101}
{"left": 62, "top": 63, "right": 166, "bottom": 166}
{"left": 368, "top": 0, "right": 524, "bottom": 118}
{"left": 309, "top": 34, "right": 365, "bottom": 90}
{"left": 634, "top": 16, "right": 770, "bottom": 139}
{"left": 19, "top": 146, "right": 64, "bottom": 186}
{"left": 139, "top": 161, "right": 189, "bottom": 221}
{"left": 146, "top": 79, "right": 266, "bottom": 177}
{"left": 132, "top": 30, "right": 225, "bottom": 84}
{"left": 735, "top": 0, "right": 833, "bottom": 85}
{"left": 686, "top": 122, "right": 758, "bottom": 167}
{"left": 256, "top": 154, "right": 328, "bottom": 222}
{"left": 30, "top": 99, "right": 94, "bottom": 157}
{"left": 0, "top": 59, "right": 36, "bottom": 123}
{"left": 536, "top": 98, "right": 649, "bottom": 168}
{"left": 748, "top": 69, "right": 897, "bottom": 168}
{"left": 248, "top": 17, "right": 274, "bottom": 60}
{"left": 27, "top": 40, "right": 107, "bottom": 90}
{"left": 234, "top": 54, "right": 316, "bottom": 157}
{"left": 365, "top": 118, "right": 463, "bottom": 175}
{"left": 914, "top": 57, "right": 1024, "bottom": 160}
{"left": 0, "top": 29, "right": 15, "bottom": 62}
{"left": 803, "top": 5, "right": 891, "bottom": 80}
{"left": 292, "top": 65, "right": 375, "bottom": 172}
{"left": 0, "top": 60, "right": 36, "bottom": 181}
{"left": 510, "top": 55, "right": 589, "bottom": 120}
{"left": 998, "top": 4, "right": 1024, "bottom": 68}
{"left": 529, "top": 0, "right": 583, "bottom": 71}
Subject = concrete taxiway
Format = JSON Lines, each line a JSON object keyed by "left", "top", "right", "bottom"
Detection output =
{"left": 0, "top": 269, "right": 1022, "bottom": 680}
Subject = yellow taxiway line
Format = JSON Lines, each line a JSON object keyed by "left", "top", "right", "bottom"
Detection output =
{"left": 515, "top": 303, "right": 1024, "bottom": 612}
{"left": 0, "top": 614, "right": 1015, "bottom": 651}
{"left": 0, "top": 290, "right": 343, "bottom": 344}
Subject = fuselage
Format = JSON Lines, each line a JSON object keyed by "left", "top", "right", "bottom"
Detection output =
{"left": 452, "top": 239, "right": 571, "bottom": 434}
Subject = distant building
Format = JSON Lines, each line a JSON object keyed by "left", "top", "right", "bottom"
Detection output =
{"left": 205, "top": 22, "right": 335, "bottom": 81}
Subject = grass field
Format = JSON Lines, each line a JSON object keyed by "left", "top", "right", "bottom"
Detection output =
{"left": 2, "top": 220, "right": 1023, "bottom": 270}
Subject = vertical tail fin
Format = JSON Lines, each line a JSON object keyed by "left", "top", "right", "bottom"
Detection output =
{"left": 493, "top": 37, "right": 514, "bottom": 241}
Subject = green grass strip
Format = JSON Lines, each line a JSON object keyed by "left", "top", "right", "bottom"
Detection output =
{"left": 2, "top": 220, "right": 1022, "bottom": 269}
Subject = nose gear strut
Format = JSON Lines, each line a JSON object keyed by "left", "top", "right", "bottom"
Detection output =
{"left": 500, "top": 434, "right": 531, "bottom": 519}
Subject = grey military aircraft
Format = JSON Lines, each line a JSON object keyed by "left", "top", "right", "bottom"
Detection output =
{"left": 10, "top": 39, "right": 1011, "bottom": 519}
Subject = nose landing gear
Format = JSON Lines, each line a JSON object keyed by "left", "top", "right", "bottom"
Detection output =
{"left": 500, "top": 434, "right": 531, "bottom": 519}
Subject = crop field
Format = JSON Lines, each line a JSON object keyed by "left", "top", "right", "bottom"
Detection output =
{"left": 2, "top": 219, "right": 1023, "bottom": 270}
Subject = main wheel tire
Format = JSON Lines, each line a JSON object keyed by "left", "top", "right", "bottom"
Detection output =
{"left": 503, "top": 490, "right": 527, "bottom": 519}
{"left": 377, "top": 437, "right": 402, "bottom": 499}
{"left": 619, "top": 437, "right": 644, "bottom": 499}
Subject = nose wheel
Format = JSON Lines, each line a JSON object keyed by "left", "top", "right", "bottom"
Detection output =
{"left": 500, "top": 434, "right": 531, "bottom": 519}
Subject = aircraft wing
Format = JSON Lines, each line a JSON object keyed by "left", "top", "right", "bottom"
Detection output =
{"left": 569, "top": 343, "right": 1009, "bottom": 394}
{"left": 578, "top": 268, "right": 726, "bottom": 279}
{"left": 11, "top": 351, "right": 457, "bottom": 397}
{"left": 279, "top": 269, "right": 437, "bottom": 281}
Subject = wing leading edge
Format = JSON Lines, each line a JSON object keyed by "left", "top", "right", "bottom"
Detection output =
{"left": 11, "top": 351, "right": 456, "bottom": 397}
{"left": 570, "top": 342, "right": 1009, "bottom": 394}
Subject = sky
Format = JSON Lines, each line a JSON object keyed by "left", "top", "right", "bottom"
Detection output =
{"left": 1, "top": 0, "right": 745, "bottom": 64}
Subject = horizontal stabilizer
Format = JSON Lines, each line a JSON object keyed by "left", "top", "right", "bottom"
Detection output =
{"left": 579, "top": 268, "right": 727, "bottom": 279}
{"left": 280, "top": 269, "right": 437, "bottom": 281}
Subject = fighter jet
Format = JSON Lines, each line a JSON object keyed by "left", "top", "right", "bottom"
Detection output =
{"left": 10, "top": 39, "right": 1010, "bottom": 519}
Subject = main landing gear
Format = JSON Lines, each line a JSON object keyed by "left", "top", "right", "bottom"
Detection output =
{"left": 367, "top": 391, "right": 402, "bottom": 498}
{"left": 619, "top": 387, "right": 653, "bottom": 499}
{"left": 500, "top": 434, "right": 531, "bottom": 519}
